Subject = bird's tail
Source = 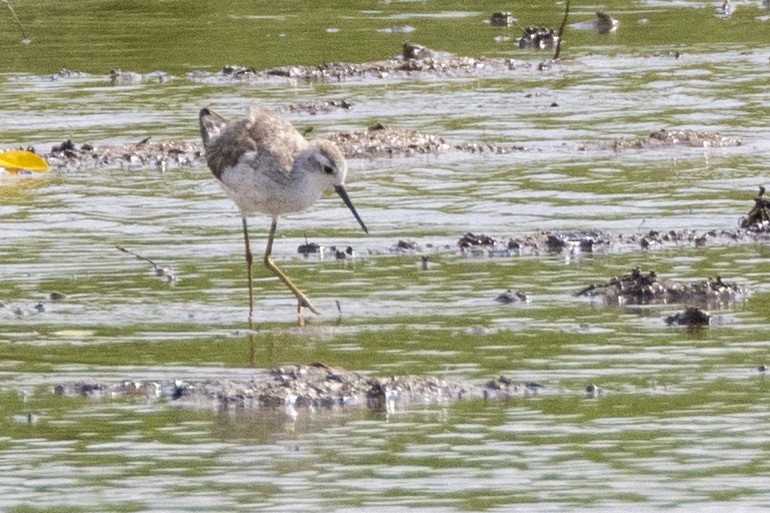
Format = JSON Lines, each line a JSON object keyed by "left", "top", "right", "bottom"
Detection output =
{"left": 199, "top": 107, "right": 229, "bottom": 146}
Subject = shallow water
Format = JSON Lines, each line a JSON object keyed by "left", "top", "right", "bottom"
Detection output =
{"left": 2, "top": 0, "right": 770, "bottom": 511}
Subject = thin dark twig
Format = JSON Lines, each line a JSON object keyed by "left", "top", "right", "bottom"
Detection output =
{"left": 116, "top": 245, "right": 178, "bottom": 283}
{"left": 117, "top": 244, "right": 160, "bottom": 267}
{"left": 553, "top": 0, "right": 571, "bottom": 60}
{"left": 2, "top": 0, "right": 30, "bottom": 43}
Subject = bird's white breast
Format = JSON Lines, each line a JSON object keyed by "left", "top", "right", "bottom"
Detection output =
{"left": 218, "top": 153, "right": 324, "bottom": 218}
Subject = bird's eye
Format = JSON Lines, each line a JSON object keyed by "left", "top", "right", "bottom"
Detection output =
{"left": 323, "top": 165, "right": 335, "bottom": 175}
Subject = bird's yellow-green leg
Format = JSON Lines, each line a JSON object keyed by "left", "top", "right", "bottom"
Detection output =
{"left": 264, "top": 218, "right": 321, "bottom": 320}
{"left": 241, "top": 217, "right": 255, "bottom": 329}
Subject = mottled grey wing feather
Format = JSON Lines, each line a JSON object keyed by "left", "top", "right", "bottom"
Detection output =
{"left": 243, "top": 107, "right": 308, "bottom": 176}
{"left": 199, "top": 106, "right": 308, "bottom": 181}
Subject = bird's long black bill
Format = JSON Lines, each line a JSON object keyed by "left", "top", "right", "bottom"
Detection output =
{"left": 335, "top": 185, "right": 368, "bottom": 234}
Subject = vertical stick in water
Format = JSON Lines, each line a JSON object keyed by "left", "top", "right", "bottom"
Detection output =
{"left": 553, "top": 0, "right": 571, "bottom": 60}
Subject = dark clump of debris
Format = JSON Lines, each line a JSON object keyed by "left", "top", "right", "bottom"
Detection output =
{"left": 394, "top": 240, "right": 421, "bottom": 252}
{"left": 739, "top": 186, "right": 770, "bottom": 232}
{"left": 489, "top": 12, "right": 515, "bottom": 27}
{"left": 517, "top": 26, "right": 559, "bottom": 49}
{"left": 585, "top": 384, "right": 604, "bottom": 399}
{"left": 576, "top": 268, "right": 744, "bottom": 307}
{"left": 401, "top": 41, "right": 437, "bottom": 61}
{"left": 594, "top": 11, "right": 618, "bottom": 34}
{"left": 458, "top": 232, "right": 497, "bottom": 249}
{"left": 665, "top": 306, "right": 711, "bottom": 327}
{"left": 495, "top": 289, "right": 530, "bottom": 304}
{"left": 221, "top": 65, "right": 257, "bottom": 78}
{"left": 331, "top": 246, "right": 355, "bottom": 260}
{"left": 297, "top": 241, "right": 323, "bottom": 257}
{"left": 483, "top": 376, "right": 543, "bottom": 399}
{"left": 508, "top": 230, "right": 610, "bottom": 255}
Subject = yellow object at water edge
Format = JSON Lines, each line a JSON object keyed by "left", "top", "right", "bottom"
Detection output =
{"left": 0, "top": 150, "right": 50, "bottom": 172}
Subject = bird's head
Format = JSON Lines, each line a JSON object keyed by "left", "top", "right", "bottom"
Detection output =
{"left": 295, "top": 139, "right": 368, "bottom": 234}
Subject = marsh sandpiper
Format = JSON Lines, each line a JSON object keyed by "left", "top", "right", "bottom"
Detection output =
{"left": 199, "top": 106, "right": 368, "bottom": 325}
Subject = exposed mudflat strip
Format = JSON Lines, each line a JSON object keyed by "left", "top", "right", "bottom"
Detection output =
{"left": 53, "top": 362, "right": 543, "bottom": 413}
{"left": 6, "top": 126, "right": 742, "bottom": 173}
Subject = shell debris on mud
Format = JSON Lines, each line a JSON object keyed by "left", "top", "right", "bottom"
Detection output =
{"left": 53, "top": 363, "right": 543, "bottom": 414}
{"left": 582, "top": 128, "right": 743, "bottom": 151}
{"left": 15, "top": 125, "right": 743, "bottom": 173}
{"left": 575, "top": 268, "right": 745, "bottom": 308}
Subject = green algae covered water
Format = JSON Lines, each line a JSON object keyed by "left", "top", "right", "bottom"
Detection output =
{"left": 2, "top": 0, "right": 770, "bottom": 511}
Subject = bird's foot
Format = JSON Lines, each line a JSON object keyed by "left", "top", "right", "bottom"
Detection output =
{"left": 296, "top": 297, "right": 320, "bottom": 327}
{"left": 297, "top": 294, "right": 321, "bottom": 316}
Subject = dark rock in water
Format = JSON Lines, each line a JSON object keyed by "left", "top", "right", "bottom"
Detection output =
{"left": 297, "top": 241, "right": 322, "bottom": 256}
{"left": 545, "top": 234, "right": 567, "bottom": 251}
{"left": 495, "top": 289, "right": 529, "bottom": 304}
{"left": 489, "top": 12, "right": 515, "bottom": 27}
{"left": 51, "top": 139, "right": 79, "bottom": 159}
{"left": 585, "top": 384, "right": 604, "bottom": 398}
{"left": 402, "top": 42, "right": 435, "bottom": 61}
{"left": 394, "top": 239, "right": 420, "bottom": 252}
{"left": 665, "top": 306, "right": 711, "bottom": 327}
{"left": 595, "top": 12, "right": 619, "bottom": 34}
{"left": 333, "top": 246, "right": 355, "bottom": 260}
{"left": 571, "top": 11, "right": 618, "bottom": 34}
{"left": 576, "top": 268, "right": 744, "bottom": 307}
{"left": 739, "top": 186, "right": 770, "bottom": 232}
